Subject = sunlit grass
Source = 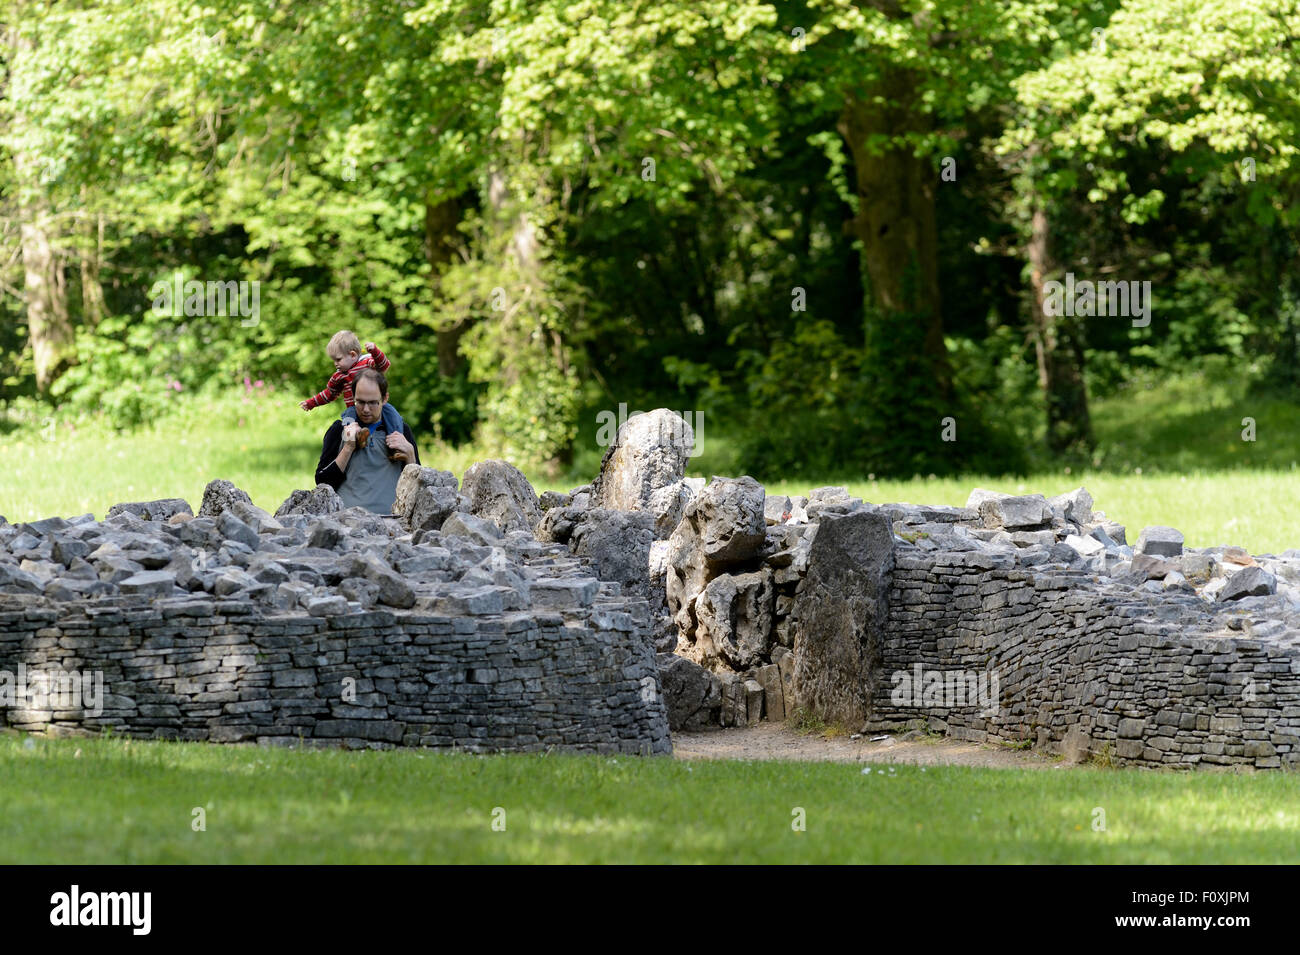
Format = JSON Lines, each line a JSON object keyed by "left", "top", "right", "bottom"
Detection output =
{"left": 759, "top": 470, "right": 1300, "bottom": 554}
{"left": 1, "top": 735, "right": 1296, "bottom": 864}
{"left": 5, "top": 368, "right": 1300, "bottom": 553}
{"left": 0, "top": 388, "right": 527, "bottom": 523}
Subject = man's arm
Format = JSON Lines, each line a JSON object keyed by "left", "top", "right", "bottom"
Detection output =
{"left": 315, "top": 420, "right": 353, "bottom": 490}
{"left": 385, "top": 423, "right": 420, "bottom": 465}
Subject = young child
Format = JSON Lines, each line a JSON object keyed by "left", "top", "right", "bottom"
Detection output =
{"left": 300, "top": 330, "right": 405, "bottom": 440}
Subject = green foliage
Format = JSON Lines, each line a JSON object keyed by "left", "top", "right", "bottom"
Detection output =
{"left": 732, "top": 318, "right": 864, "bottom": 477}
{"left": 732, "top": 317, "right": 1030, "bottom": 479}
{"left": 5, "top": 0, "right": 1300, "bottom": 478}
{"left": 51, "top": 317, "right": 184, "bottom": 429}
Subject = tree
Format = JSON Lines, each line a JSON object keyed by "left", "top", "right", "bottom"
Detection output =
{"left": 1004, "top": 0, "right": 1300, "bottom": 413}
{"left": 795, "top": 0, "right": 1073, "bottom": 465}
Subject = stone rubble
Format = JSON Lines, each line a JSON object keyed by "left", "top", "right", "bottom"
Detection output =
{"left": 8, "top": 405, "right": 1300, "bottom": 768}
{"left": 0, "top": 471, "right": 671, "bottom": 754}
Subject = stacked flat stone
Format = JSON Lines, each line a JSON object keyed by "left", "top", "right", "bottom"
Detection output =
{"left": 630, "top": 471, "right": 1300, "bottom": 768}
{"left": 0, "top": 474, "right": 598, "bottom": 618}
{"left": 11, "top": 407, "right": 1300, "bottom": 771}
{"left": 875, "top": 544, "right": 1300, "bottom": 770}
{"left": 0, "top": 471, "right": 670, "bottom": 755}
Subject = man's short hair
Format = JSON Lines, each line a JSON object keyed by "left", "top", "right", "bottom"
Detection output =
{"left": 353, "top": 368, "right": 388, "bottom": 398}
{"left": 327, "top": 329, "right": 362, "bottom": 358}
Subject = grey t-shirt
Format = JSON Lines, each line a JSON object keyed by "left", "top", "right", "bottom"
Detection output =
{"left": 338, "top": 426, "right": 404, "bottom": 513}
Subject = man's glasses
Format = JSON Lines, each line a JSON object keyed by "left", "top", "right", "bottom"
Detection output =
{"left": 355, "top": 399, "right": 383, "bottom": 409}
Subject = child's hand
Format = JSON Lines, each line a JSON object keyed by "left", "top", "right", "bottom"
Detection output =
{"left": 299, "top": 400, "right": 311, "bottom": 412}
{"left": 364, "top": 341, "right": 376, "bottom": 353}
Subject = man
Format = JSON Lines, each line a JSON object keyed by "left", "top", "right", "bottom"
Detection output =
{"left": 314, "top": 368, "right": 419, "bottom": 513}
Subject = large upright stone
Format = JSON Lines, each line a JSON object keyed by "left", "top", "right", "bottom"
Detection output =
{"left": 393, "top": 466, "right": 461, "bottom": 532}
{"left": 789, "top": 510, "right": 895, "bottom": 728}
{"left": 274, "top": 484, "right": 343, "bottom": 519}
{"left": 646, "top": 478, "right": 704, "bottom": 540}
{"left": 198, "top": 479, "right": 254, "bottom": 518}
{"left": 674, "top": 476, "right": 766, "bottom": 567}
{"left": 665, "top": 476, "right": 767, "bottom": 638}
{"left": 591, "top": 409, "right": 694, "bottom": 512}
{"left": 691, "top": 568, "right": 775, "bottom": 671}
{"left": 570, "top": 509, "right": 656, "bottom": 599}
{"left": 460, "top": 460, "right": 541, "bottom": 535}
{"left": 1135, "top": 525, "right": 1184, "bottom": 559}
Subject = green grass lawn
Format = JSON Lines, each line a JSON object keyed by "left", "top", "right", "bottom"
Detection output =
{"left": 4, "top": 370, "right": 1300, "bottom": 864}
{"left": 2, "top": 735, "right": 1297, "bottom": 864}
{"left": 7, "top": 361, "right": 1300, "bottom": 553}
{"left": 4, "top": 369, "right": 1300, "bottom": 552}
{"left": 0, "top": 389, "right": 528, "bottom": 526}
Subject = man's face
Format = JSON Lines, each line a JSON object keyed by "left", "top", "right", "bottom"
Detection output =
{"left": 353, "top": 379, "right": 385, "bottom": 425}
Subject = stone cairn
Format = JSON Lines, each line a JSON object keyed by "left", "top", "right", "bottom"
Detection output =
{"left": 4, "top": 407, "right": 1300, "bottom": 768}
{"left": 538, "top": 412, "right": 1300, "bottom": 769}
{"left": 0, "top": 464, "right": 670, "bottom": 753}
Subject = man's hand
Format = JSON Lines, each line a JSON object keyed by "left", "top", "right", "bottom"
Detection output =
{"left": 342, "top": 421, "right": 361, "bottom": 450}
{"left": 299, "top": 400, "right": 312, "bottom": 412}
{"left": 385, "top": 431, "right": 414, "bottom": 463}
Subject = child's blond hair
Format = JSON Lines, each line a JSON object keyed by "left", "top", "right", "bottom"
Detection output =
{"left": 327, "top": 329, "right": 362, "bottom": 359}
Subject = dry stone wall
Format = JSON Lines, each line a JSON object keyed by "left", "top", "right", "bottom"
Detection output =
{"left": 7, "top": 403, "right": 1300, "bottom": 771}
{"left": 601, "top": 417, "right": 1300, "bottom": 769}
{"left": 0, "top": 594, "right": 668, "bottom": 753}
{"left": 0, "top": 468, "right": 671, "bottom": 754}
{"left": 873, "top": 547, "right": 1300, "bottom": 769}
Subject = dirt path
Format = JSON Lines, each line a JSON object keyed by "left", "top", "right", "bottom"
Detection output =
{"left": 672, "top": 723, "right": 1065, "bottom": 770}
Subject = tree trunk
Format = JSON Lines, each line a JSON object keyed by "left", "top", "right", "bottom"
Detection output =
{"left": 1026, "top": 203, "right": 1093, "bottom": 455}
{"left": 79, "top": 206, "right": 107, "bottom": 328}
{"left": 487, "top": 169, "right": 539, "bottom": 272}
{"left": 838, "top": 73, "right": 950, "bottom": 400}
{"left": 19, "top": 215, "right": 73, "bottom": 392}
{"left": 424, "top": 193, "right": 468, "bottom": 376}
{"left": 7, "top": 21, "right": 76, "bottom": 391}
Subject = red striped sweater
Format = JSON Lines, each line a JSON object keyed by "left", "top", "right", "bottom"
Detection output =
{"left": 302, "top": 344, "right": 392, "bottom": 409}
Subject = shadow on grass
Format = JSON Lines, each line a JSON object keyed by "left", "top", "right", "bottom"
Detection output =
{"left": 1092, "top": 389, "right": 1294, "bottom": 475}
{"left": 4, "top": 738, "right": 1300, "bottom": 863}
